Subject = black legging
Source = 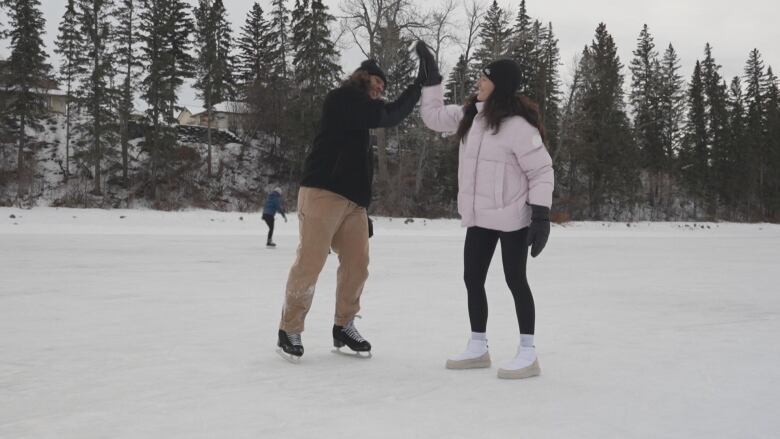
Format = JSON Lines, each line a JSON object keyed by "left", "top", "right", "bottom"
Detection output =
{"left": 463, "top": 226, "right": 535, "bottom": 334}
{"left": 262, "top": 214, "right": 275, "bottom": 242}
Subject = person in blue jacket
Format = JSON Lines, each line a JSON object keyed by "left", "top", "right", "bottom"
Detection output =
{"left": 262, "top": 187, "right": 287, "bottom": 247}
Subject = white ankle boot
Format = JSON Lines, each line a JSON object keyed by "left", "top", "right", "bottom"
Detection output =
{"left": 446, "top": 339, "right": 491, "bottom": 369}
{"left": 497, "top": 345, "right": 540, "bottom": 379}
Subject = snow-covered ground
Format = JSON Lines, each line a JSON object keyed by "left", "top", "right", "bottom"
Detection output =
{"left": 1, "top": 207, "right": 779, "bottom": 438}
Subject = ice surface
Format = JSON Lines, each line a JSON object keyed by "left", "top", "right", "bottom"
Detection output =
{"left": 1, "top": 208, "right": 779, "bottom": 438}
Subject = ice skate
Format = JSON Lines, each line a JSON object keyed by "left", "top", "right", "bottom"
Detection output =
{"left": 446, "top": 339, "right": 491, "bottom": 369}
{"left": 332, "top": 319, "right": 372, "bottom": 358}
{"left": 266, "top": 240, "right": 277, "bottom": 248}
{"left": 497, "top": 345, "right": 540, "bottom": 379}
{"left": 277, "top": 330, "right": 303, "bottom": 363}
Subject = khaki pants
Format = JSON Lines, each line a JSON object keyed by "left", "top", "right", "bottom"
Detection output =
{"left": 279, "top": 187, "right": 370, "bottom": 333}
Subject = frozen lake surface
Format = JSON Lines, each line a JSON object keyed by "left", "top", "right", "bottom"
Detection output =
{"left": 1, "top": 207, "right": 779, "bottom": 438}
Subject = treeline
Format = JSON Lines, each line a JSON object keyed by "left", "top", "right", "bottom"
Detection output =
{"left": 0, "top": 0, "right": 778, "bottom": 221}
{"left": 0, "top": 0, "right": 339, "bottom": 207}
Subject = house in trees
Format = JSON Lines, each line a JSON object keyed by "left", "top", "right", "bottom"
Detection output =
{"left": 176, "top": 101, "right": 250, "bottom": 133}
{"left": 0, "top": 59, "right": 68, "bottom": 114}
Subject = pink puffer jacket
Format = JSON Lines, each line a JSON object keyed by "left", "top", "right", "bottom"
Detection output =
{"left": 421, "top": 84, "right": 554, "bottom": 232}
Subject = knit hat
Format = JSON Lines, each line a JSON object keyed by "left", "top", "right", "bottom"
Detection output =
{"left": 355, "top": 59, "right": 388, "bottom": 86}
{"left": 482, "top": 59, "right": 522, "bottom": 94}
{"left": 273, "top": 187, "right": 282, "bottom": 194}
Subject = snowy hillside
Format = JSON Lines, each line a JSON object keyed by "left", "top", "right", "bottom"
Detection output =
{"left": 1, "top": 207, "right": 779, "bottom": 438}
{"left": 0, "top": 115, "right": 285, "bottom": 211}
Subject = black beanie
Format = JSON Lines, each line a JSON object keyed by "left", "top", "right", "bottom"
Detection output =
{"left": 482, "top": 59, "right": 522, "bottom": 94}
{"left": 356, "top": 59, "right": 388, "bottom": 86}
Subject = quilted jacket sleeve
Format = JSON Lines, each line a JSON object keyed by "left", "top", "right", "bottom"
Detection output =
{"left": 420, "top": 84, "right": 464, "bottom": 133}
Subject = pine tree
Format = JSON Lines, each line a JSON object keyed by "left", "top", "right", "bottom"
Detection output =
{"left": 471, "top": 0, "right": 511, "bottom": 70}
{"left": 572, "top": 23, "right": 636, "bottom": 218}
{"left": 658, "top": 44, "right": 684, "bottom": 162}
{"left": 194, "top": 0, "right": 235, "bottom": 177}
{"left": 268, "top": 0, "right": 290, "bottom": 81}
{"left": 629, "top": 24, "right": 665, "bottom": 216}
{"left": 74, "top": 0, "right": 120, "bottom": 195}
{"left": 509, "top": 0, "right": 534, "bottom": 95}
{"left": 265, "top": 0, "right": 291, "bottom": 156}
{"left": 236, "top": 2, "right": 272, "bottom": 90}
{"left": 701, "top": 44, "right": 729, "bottom": 213}
{"left": 657, "top": 43, "right": 685, "bottom": 218}
{"left": 5, "top": 0, "right": 51, "bottom": 180}
{"left": 681, "top": 60, "right": 708, "bottom": 217}
{"left": 287, "top": 0, "right": 311, "bottom": 171}
{"left": 445, "top": 54, "right": 470, "bottom": 105}
{"left": 114, "top": 0, "right": 141, "bottom": 185}
{"left": 537, "top": 22, "right": 561, "bottom": 152}
{"left": 629, "top": 25, "right": 662, "bottom": 167}
{"left": 166, "top": 0, "right": 196, "bottom": 121}
{"left": 742, "top": 48, "right": 765, "bottom": 217}
{"left": 138, "top": 0, "right": 195, "bottom": 198}
{"left": 54, "top": 0, "right": 84, "bottom": 183}
{"left": 527, "top": 20, "right": 547, "bottom": 100}
{"left": 236, "top": 2, "right": 275, "bottom": 143}
{"left": 557, "top": 46, "right": 589, "bottom": 207}
{"left": 721, "top": 76, "right": 747, "bottom": 217}
{"left": 761, "top": 67, "right": 780, "bottom": 219}
{"left": 289, "top": 0, "right": 340, "bottom": 146}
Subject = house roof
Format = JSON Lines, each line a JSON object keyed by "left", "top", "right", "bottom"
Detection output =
{"left": 46, "top": 88, "right": 68, "bottom": 97}
{"left": 0, "top": 59, "right": 62, "bottom": 94}
{"left": 1, "top": 85, "right": 67, "bottom": 96}
{"left": 212, "top": 101, "right": 250, "bottom": 114}
{"left": 188, "top": 101, "right": 251, "bottom": 117}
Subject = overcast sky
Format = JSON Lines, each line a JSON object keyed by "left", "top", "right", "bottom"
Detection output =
{"left": 2, "top": 0, "right": 779, "bottom": 110}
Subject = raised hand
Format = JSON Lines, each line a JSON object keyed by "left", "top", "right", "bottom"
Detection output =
{"left": 414, "top": 41, "right": 442, "bottom": 86}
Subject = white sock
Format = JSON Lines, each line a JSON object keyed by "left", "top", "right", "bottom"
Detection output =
{"left": 471, "top": 332, "right": 487, "bottom": 341}
{"left": 520, "top": 334, "right": 534, "bottom": 348}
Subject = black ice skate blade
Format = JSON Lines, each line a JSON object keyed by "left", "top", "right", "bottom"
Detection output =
{"left": 331, "top": 348, "right": 372, "bottom": 359}
{"left": 276, "top": 348, "right": 302, "bottom": 364}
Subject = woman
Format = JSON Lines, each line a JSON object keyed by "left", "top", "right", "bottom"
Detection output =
{"left": 416, "top": 42, "right": 554, "bottom": 379}
{"left": 275, "top": 59, "right": 423, "bottom": 362}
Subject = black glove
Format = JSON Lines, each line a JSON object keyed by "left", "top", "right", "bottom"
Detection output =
{"left": 414, "top": 41, "right": 442, "bottom": 86}
{"left": 367, "top": 216, "right": 374, "bottom": 239}
{"left": 414, "top": 45, "right": 428, "bottom": 86}
{"left": 526, "top": 205, "right": 550, "bottom": 258}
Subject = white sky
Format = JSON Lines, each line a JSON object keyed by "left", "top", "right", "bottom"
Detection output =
{"left": 1, "top": 0, "right": 779, "bottom": 110}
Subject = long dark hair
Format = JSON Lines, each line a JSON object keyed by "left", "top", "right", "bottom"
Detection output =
{"left": 341, "top": 70, "right": 372, "bottom": 93}
{"left": 456, "top": 92, "right": 547, "bottom": 145}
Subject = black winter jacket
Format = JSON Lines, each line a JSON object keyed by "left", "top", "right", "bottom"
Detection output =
{"left": 300, "top": 83, "right": 422, "bottom": 207}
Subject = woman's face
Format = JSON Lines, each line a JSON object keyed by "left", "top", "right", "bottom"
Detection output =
{"left": 368, "top": 75, "right": 385, "bottom": 100}
{"left": 477, "top": 74, "right": 494, "bottom": 101}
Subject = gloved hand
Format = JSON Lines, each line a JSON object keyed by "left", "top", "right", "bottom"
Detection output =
{"left": 414, "top": 41, "right": 442, "bottom": 86}
{"left": 526, "top": 205, "right": 550, "bottom": 258}
{"left": 282, "top": 214, "right": 288, "bottom": 223}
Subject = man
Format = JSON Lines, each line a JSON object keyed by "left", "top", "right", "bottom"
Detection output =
{"left": 262, "top": 187, "right": 287, "bottom": 248}
{"left": 277, "top": 59, "right": 425, "bottom": 361}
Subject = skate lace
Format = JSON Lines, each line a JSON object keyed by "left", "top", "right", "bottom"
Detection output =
{"left": 344, "top": 320, "right": 365, "bottom": 342}
{"left": 288, "top": 333, "right": 302, "bottom": 347}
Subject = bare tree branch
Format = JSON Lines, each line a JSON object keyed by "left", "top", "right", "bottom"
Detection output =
{"left": 461, "top": 0, "right": 485, "bottom": 63}
{"left": 418, "top": 0, "right": 458, "bottom": 67}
